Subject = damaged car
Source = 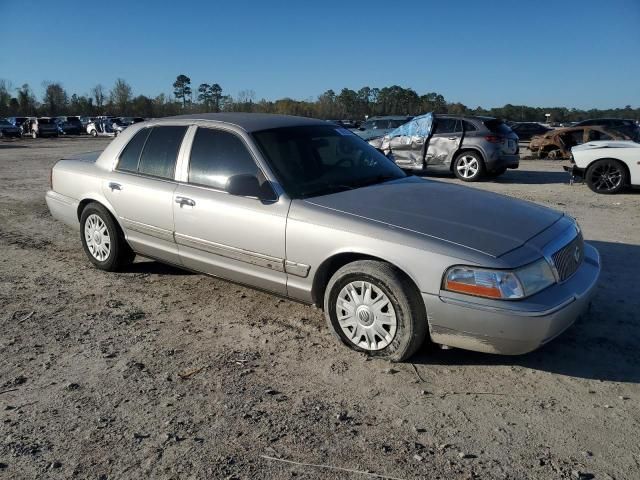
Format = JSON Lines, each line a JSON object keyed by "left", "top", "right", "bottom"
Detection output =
{"left": 529, "top": 126, "right": 629, "bottom": 159}
{"left": 565, "top": 140, "right": 640, "bottom": 194}
{"left": 370, "top": 113, "right": 519, "bottom": 181}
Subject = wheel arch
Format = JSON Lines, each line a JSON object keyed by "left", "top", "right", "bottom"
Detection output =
{"left": 310, "top": 251, "right": 424, "bottom": 310}
{"left": 586, "top": 157, "right": 632, "bottom": 185}
{"left": 76, "top": 196, "right": 126, "bottom": 237}
{"left": 450, "top": 147, "right": 486, "bottom": 171}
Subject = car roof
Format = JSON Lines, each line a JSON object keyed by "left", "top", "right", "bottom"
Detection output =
{"left": 366, "top": 115, "right": 412, "bottom": 120}
{"left": 164, "top": 113, "right": 327, "bottom": 132}
{"left": 435, "top": 114, "right": 496, "bottom": 121}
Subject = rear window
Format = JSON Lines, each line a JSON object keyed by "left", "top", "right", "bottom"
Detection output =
{"left": 483, "top": 119, "right": 513, "bottom": 135}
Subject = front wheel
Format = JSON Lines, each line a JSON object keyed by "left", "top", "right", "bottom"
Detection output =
{"left": 32, "top": 131, "right": 37, "bottom": 139}
{"left": 324, "top": 260, "right": 428, "bottom": 362}
{"left": 585, "top": 159, "right": 628, "bottom": 194}
{"left": 80, "top": 203, "right": 135, "bottom": 271}
{"left": 90, "top": 130, "right": 97, "bottom": 137}
{"left": 453, "top": 151, "right": 485, "bottom": 181}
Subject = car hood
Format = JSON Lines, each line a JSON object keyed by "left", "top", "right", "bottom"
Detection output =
{"left": 304, "top": 177, "right": 563, "bottom": 258}
{"left": 572, "top": 140, "right": 640, "bottom": 151}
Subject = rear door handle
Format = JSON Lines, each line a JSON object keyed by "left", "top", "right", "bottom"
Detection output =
{"left": 108, "top": 182, "right": 122, "bottom": 191}
{"left": 175, "top": 196, "right": 195, "bottom": 207}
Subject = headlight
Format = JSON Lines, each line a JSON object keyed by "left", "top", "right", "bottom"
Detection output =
{"left": 443, "top": 258, "right": 555, "bottom": 300}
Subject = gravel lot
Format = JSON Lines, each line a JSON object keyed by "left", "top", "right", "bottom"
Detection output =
{"left": 1, "top": 136, "right": 639, "bottom": 480}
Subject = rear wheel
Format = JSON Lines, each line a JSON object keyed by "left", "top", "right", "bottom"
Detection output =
{"left": 90, "top": 129, "right": 97, "bottom": 137}
{"left": 585, "top": 159, "right": 628, "bottom": 194}
{"left": 324, "top": 260, "right": 427, "bottom": 362}
{"left": 32, "top": 131, "right": 37, "bottom": 139}
{"left": 80, "top": 203, "right": 135, "bottom": 271}
{"left": 453, "top": 151, "right": 485, "bottom": 181}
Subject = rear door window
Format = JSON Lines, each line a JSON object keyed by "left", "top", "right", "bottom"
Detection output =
{"left": 117, "top": 128, "right": 151, "bottom": 172}
{"left": 188, "top": 127, "right": 259, "bottom": 190}
{"left": 138, "top": 126, "right": 187, "bottom": 179}
{"left": 433, "top": 118, "right": 457, "bottom": 134}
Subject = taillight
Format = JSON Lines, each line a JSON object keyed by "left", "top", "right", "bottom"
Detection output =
{"left": 485, "top": 135, "right": 503, "bottom": 143}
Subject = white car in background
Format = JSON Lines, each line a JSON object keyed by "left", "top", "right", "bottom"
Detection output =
{"left": 568, "top": 140, "right": 640, "bottom": 194}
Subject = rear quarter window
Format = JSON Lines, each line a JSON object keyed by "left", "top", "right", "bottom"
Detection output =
{"left": 483, "top": 119, "right": 514, "bottom": 135}
{"left": 117, "top": 128, "right": 151, "bottom": 172}
{"left": 138, "top": 126, "right": 188, "bottom": 179}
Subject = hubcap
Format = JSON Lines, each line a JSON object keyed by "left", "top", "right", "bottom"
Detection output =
{"left": 336, "top": 281, "right": 397, "bottom": 351}
{"left": 84, "top": 214, "right": 111, "bottom": 261}
{"left": 591, "top": 164, "right": 622, "bottom": 191}
{"left": 456, "top": 155, "right": 479, "bottom": 178}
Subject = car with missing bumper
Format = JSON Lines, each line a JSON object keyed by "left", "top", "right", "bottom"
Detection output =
{"left": 0, "top": 118, "right": 22, "bottom": 138}
{"left": 565, "top": 140, "right": 640, "bottom": 194}
{"left": 46, "top": 113, "right": 600, "bottom": 361}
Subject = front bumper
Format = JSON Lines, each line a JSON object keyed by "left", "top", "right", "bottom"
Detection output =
{"left": 422, "top": 243, "right": 600, "bottom": 354}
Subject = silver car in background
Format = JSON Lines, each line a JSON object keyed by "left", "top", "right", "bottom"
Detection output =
{"left": 46, "top": 113, "right": 599, "bottom": 361}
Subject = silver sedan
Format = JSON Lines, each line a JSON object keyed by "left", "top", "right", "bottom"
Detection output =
{"left": 46, "top": 113, "right": 600, "bottom": 361}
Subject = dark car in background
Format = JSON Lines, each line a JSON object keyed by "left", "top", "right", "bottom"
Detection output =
{"left": 0, "top": 118, "right": 22, "bottom": 138}
{"left": 509, "top": 122, "right": 551, "bottom": 141}
{"left": 23, "top": 117, "right": 59, "bottom": 138}
{"left": 376, "top": 114, "right": 519, "bottom": 181}
{"left": 573, "top": 118, "right": 639, "bottom": 141}
{"left": 53, "top": 116, "right": 84, "bottom": 135}
{"left": 355, "top": 115, "right": 413, "bottom": 141}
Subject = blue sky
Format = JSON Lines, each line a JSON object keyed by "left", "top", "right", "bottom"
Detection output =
{"left": 1, "top": 0, "right": 639, "bottom": 109}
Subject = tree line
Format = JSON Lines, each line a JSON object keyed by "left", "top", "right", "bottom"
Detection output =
{"left": 1, "top": 76, "right": 638, "bottom": 123}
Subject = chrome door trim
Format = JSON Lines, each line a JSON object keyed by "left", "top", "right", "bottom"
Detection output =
{"left": 120, "top": 217, "right": 175, "bottom": 242}
{"left": 284, "top": 260, "right": 311, "bottom": 278}
{"left": 174, "top": 232, "right": 285, "bottom": 272}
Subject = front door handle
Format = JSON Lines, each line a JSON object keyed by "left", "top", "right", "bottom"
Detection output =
{"left": 175, "top": 196, "right": 195, "bottom": 207}
{"left": 108, "top": 182, "right": 122, "bottom": 191}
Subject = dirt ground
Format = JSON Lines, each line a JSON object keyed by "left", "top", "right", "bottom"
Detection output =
{"left": 1, "top": 136, "right": 639, "bottom": 480}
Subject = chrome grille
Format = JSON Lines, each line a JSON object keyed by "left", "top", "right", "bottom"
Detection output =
{"left": 551, "top": 231, "right": 584, "bottom": 282}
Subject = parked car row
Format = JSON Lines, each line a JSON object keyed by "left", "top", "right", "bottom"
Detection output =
{"left": 0, "top": 116, "right": 146, "bottom": 138}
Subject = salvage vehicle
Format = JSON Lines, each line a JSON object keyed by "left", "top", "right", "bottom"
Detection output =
{"left": 565, "top": 140, "right": 640, "bottom": 194}
{"left": 574, "top": 118, "right": 640, "bottom": 141}
{"left": 371, "top": 113, "right": 519, "bottom": 181}
{"left": 354, "top": 116, "right": 413, "bottom": 141}
{"left": 508, "top": 122, "right": 551, "bottom": 141}
{"left": 24, "top": 117, "right": 59, "bottom": 138}
{"left": 87, "top": 119, "right": 117, "bottom": 137}
{"left": 0, "top": 118, "right": 22, "bottom": 138}
{"left": 46, "top": 113, "right": 600, "bottom": 361}
{"left": 529, "top": 126, "right": 629, "bottom": 159}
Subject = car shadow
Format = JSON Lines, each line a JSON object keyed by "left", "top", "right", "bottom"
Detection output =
{"left": 0, "top": 143, "right": 28, "bottom": 149}
{"left": 119, "top": 259, "right": 193, "bottom": 276}
{"left": 491, "top": 169, "right": 570, "bottom": 185}
{"left": 411, "top": 240, "right": 640, "bottom": 383}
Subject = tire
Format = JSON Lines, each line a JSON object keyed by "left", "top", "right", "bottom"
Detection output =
{"left": 585, "top": 159, "right": 628, "bottom": 194}
{"left": 453, "top": 151, "right": 485, "bottom": 182}
{"left": 80, "top": 203, "right": 135, "bottom": 271}
{"left": 324, "top": 260, "right": 428, "bottom": 362}
{"left": 32, "top": 131, "right": 37, "bottom": 139}
{"left": 90, "top": 130, "right": 97, "bottom": 137}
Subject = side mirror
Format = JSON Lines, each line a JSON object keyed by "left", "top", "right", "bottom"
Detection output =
{"left": 226, "top": 174, "right": 261, "bottom": 197}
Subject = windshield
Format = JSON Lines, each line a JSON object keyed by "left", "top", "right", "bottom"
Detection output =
{"left": 252, "top": 125, "right": 406, "bottom": 199}
{"left": 362, "top": 118, "right": 408, "bottom": 130}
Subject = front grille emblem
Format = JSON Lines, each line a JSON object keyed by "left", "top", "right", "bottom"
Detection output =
{"left": 574, "top": 246, "right": 581, "bottom": 263}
